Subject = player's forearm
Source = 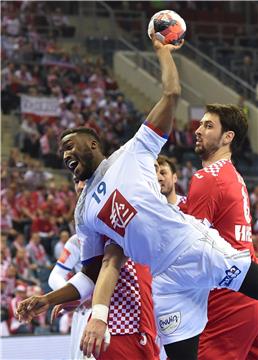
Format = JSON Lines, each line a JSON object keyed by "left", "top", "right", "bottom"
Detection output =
{"left": 157, "top": 47, "right": 181, "bottom": 98}
{"left": 92, "top": 264, "right": 120, "bottom": 308}
{"left": 92, "top": 244, "right": 126, "bottom": 308}
{"left": 146, "top": 46, "right": 181, "bottom": 134}
{"left": 45, "top": 283, "right": 80, "bottom": 306}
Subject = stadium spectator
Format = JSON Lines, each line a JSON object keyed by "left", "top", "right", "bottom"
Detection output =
{"left": 2, "top": 10, "right": 21, "bottom": 36}
{"left": 53, "top": 230, "right": 70, "bottom": 260}
{"left": 24, "top": 160, "right": 53, "bottom": 190}
{"left": 12, "top": 248, "right": 39, "bottom": 286}
{"left": 26, "top": 232, "right": 51, "bottom": 268}
{"left": 14, "top": 64, "right": 34, "bottom": 90}
{"left": 31, "top": 211, "right": 57, "bottom": 256}
{"left": 50, "top": 8, "right": 70, "bottom": 37}
{"left": 8, "top": 147, "right": 25, "bottom": 168}
{"left": 10, "top": 233, "right": 25, "bottom": 255}
{"left": 180, "top": 161, "right": 197, "bottom": 194}
{"left": 1, "top": 203, "right": 15, "bottom": 238}
{"left": 0, "top": 277, "right": 11, "bottom": 336}
{"left": 19, "top": 115, "right": 40, "bottom": 156}
{"left": 1, "top": 63, "right": 20, "bottom": 113}
{"left": 4, "top": 264, "right": 18, "bottom": 300}
{"left": 40, "top": 127, "right": 62, "bottom": 168}
{"left": 0, "top": 235, "right": 12, "bottom": 274}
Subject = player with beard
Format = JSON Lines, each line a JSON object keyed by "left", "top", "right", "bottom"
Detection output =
{"left": 156, "top": 155, "right": 183, "bottom": 205}
{"left": 180, "top": 104, "right": 258, "bottom": 360}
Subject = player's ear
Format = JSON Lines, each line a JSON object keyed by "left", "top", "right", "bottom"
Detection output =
{"left": 91, "top": 140, "right": 97, "bottom": 150}
{"left": 223, "top": 131, "right": 235, "bottom": 146}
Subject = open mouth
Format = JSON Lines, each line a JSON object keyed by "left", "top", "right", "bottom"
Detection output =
{"left": 66, "top": 158, "right": 79, "bottom": 172}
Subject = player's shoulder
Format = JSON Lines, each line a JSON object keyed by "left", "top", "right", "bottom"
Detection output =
{"left": 194, "top": 160, "right": 234, "bottom": 181}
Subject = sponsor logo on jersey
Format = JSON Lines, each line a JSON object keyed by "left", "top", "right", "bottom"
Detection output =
{"left": 97, "top": 189, "right": 137, "bottom": 237}
{"left": 219, "top": 265, "right": 241, "bottom": 287}
{"left": 235, "top": 225, "right": 252, "bottom": 242}
{"left": 58, "top": 248, "right": 71, "bottom": 263}
{"left": 158, "top": 312, "right": 181, "bottom": 335}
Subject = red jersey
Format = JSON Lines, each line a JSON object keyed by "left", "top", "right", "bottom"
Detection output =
{"left": 180, "top": 159, "right": 258, "bottom": 360}
{"left": 106, "top": 261, "right": 158, "bottom": 359}
{"left": 135, "top": 263, "right": 157, "bottom": 339}
{"left": 181, "top": 159, "right": 256, "bottom": 259}
{"left": 108, "top": 259, "right": 156, "bottom": 339}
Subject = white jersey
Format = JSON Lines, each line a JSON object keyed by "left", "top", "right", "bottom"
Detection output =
{"left": 48, "top": 235, "right": 81, "bottom": 291}
{"left": 48, "top": 235, "right": 93, "bottom": 360}
{"left": 75, "top": 122, "right": 209, "bottom": 276}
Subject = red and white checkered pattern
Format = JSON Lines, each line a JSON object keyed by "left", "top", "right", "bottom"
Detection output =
{"left": 203, "top": 160, "right": 230, "bottom": 177}
{"left": 108, "top": 259, "right": 141, "bottom": 335}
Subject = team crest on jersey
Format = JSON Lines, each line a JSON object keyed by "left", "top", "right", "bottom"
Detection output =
{"left": 158, "top": 312, "right": 181, "bottom": 335}
{"left": 219, "top": 265, "right": 241, "bottom": 287}
{"left": 97, "top": 189, "right": 137, "bottom": 237}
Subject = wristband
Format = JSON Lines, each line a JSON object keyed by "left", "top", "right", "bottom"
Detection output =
{"left": 91, "top": 304, "right": 109, "bottom": 324}
{"left": 68, "top": 272, "right": 94, "bottom": 302}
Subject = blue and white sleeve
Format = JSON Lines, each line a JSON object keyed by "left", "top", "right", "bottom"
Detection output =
{"left": 133, "top": 122, "right": 168, "bottom": 158}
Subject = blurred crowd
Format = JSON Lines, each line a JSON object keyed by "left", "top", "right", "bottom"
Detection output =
{"left": 1, "top": 0, "right": 258, "bottom": 338}
{"left": 1, "top": 1, "right": 139, "bottom": 161}
{"left": 1, "top": 152, "right": 77, "bottom": 335}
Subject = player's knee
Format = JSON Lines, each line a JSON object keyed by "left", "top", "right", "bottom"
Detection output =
{"left": 239, "top": 261, "right": 258, "bottom": 300}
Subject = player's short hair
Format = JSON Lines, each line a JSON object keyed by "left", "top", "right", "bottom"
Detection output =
{"left": 205, "top": 104, "right": 248, "bottom": 153}
{"left": 60, "top": 127, "right": 102, "bottom": 149}
{"left": 157, "top": 155, "right": 177, "bottom": 174}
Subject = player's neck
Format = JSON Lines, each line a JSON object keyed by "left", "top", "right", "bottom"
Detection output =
{"left": 94, "top": 154, "right": 106, "bottom": 170}
{"left": 202, "top": 148, "right": 232, "bottom": 167}
{"left": 167, "top": 191, "right": 177, "bottom": 205}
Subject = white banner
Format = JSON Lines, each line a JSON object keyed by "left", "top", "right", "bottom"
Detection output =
{"left": 21, "top": 95, "right": 59, "bottom": 117}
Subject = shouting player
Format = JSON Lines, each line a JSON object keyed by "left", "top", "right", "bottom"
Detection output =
{"left": 17, "top": 37, "right": 258, "bottom": 360}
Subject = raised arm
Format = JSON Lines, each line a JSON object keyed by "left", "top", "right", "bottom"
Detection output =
{"left": 146, "top": 37, "right": 183, "bottom": 134}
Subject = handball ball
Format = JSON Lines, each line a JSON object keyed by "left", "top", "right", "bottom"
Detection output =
{"left": 148, "top": 10, "right": 186, "bottom": 45}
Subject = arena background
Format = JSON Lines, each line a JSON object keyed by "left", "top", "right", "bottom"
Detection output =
{"left": 1, "top": 1, "right": 258, "bottom": 359}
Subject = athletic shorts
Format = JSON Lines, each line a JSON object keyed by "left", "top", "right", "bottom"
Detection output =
{"left": 152, "top": 227, "right": 251, "bottom": 345}
{"left": 98, "top": 332, "right": 160, "bottom": 360}
{"left": 198, "top": 291, "right": 258, "bottom": 360}
{"left": 71, "top": 311, "right": 159, "bottom": 360}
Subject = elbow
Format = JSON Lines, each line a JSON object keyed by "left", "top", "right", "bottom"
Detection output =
{"left": 164, "top": 85, "right": 181, "bottom": 98}
{"left": 162, "top": 90, "right": 181, "bottom": 106}
{"left": 102, "top": 256, "right": 122, "bottom": 273}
